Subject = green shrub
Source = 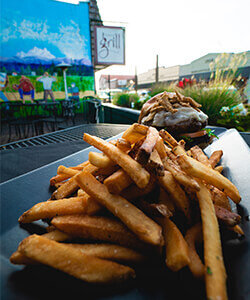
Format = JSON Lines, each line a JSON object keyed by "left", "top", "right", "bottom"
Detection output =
{"left": 112, "top": 92, "right": 139, "bottom": 108}
{"left": 149, "top": 83, "right": 176, "bottom": 97}
{"left": 181, "top": 85, "right": 241, "bottom": 125}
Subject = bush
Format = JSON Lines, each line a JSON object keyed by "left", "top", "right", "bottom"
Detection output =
{"left": 112, "top": 92, "right": 139, "bottom": 108}
{"left": 181, "top": 85, "right": 241, "bottom": 125}
{"left": 149, "top": 83, "right": 176, "bottom": 97}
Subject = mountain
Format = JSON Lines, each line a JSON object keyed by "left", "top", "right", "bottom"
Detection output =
{"left": 0, "top": 56, "right": 92, "bottom": 67}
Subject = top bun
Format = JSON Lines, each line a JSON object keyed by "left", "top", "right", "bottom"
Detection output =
{"left": 138, "top": 91, "right": 208, "bottom": 134}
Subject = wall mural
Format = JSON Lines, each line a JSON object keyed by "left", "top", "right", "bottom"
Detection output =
{"left": 0, "top": 0, "right": 94, "bottom": 102}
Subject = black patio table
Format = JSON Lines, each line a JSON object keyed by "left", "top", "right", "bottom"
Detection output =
{"left": 0, "top": 123, "right": 249, "bottom": 300}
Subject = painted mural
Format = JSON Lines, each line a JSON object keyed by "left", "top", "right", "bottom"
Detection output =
{"left": 0, "top": 0, "right": 94, "bottom": 101}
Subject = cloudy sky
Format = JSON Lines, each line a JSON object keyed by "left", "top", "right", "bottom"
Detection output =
{"left": 66, "top": 0, "right": 249, "bottom": 77}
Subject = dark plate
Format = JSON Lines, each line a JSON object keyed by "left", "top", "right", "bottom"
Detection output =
{"left": 1, "top": 128, "right": 249, "bottom": 300}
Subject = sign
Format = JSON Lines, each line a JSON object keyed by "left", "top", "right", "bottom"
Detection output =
{"left": 95, "top": 26, "right": 125, "bottom": 65}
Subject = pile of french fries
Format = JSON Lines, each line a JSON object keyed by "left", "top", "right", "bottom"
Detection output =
{"left": 11, "top": 123, "right": 243, "bottom": 298}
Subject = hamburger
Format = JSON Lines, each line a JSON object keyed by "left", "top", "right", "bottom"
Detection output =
{"left": 138, "top": 91, "right": 211, "bottom": 148}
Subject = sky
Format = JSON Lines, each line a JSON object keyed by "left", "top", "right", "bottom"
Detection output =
{"left": 1, "top": 0, "right": 92, "bottom": 61}
{"left": 66, "top": 0, "right": 250, "bottom": 77}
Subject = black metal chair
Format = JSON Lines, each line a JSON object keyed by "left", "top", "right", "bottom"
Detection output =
{"left": 0, "top": 101, "right": 35, "bottom": 141}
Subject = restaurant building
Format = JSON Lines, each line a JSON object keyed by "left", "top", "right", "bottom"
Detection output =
{"left": 138, "top": 51, "right": 250, "bottom": 89}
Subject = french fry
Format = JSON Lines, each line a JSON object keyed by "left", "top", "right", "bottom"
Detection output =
{"left": 190, "top": 145, "right": 211, "bottom": 167}
{"left": 104, "top": 169, "right": 133, "bottom": 194}
{"left": 215, "top": 165, "right": 223, "bottom": 173}
{"left": 120, "top": 176, "right": 156, "bottom": 201}
{"left": 159, "top": 129, "right": 178, "bottom": 147}
{"left": 10, "top": 250, "right": 37, "bottom": 265}
{"left": 196, "top": 181, "right": 227, "bottom": 299}
{"left": 115, "top": 138, "right": 131, "bottom": 153}
{"left": 51, "top": 164, "right": 118, "bottom": 200}
{"left": 76, "top": 171, "right": 163, "bottom": 246}
{"left": 177, "top": 154, "right": 241, "bottom": 203}
{"left": 18, "top": 235, "right": 135, "bottom": 284}
{"left": 10, "top": 243, "right": 146, "bottom": 266}
{"left": 158, "top": 171, "right": 191, "bottom": 220}
{"left": 214, "top": 205, "right": 241, "bottom": 227}
{"left": 84, "top": 133, "right": 150, "bottom": 189}
{"left": 162, "top": 217, "right": 190, "bottom": 272}
{"left": 136, "top": 127, "right": 159, "bottom": 165}
{"left": 50, "top": 174, "right": 70, "bottom": 186}
{"left": 67, "top": 243, "right": 146, "bottom": 264}
{"left": 57, "top": 166, "right": 80, "bottom": 177}
{"left": 51, "top": 175, "right": 79, "bottom": 200}
{"left": 136, "top": 199, "right": 172, "bottom": 218}
{"left": 88, "top": 152, "right": 115, "bottom": 168}
{"left": 158, "top": 188, "right": 175, "bottom": 214}
{"left": 122, "top": 123, "right": 148, "bottom": 144}
{"left": 185, "top": 223, "right": 205, "bottom": 279}
{"left": 230, "top": 225, "right": 244, "bottom": 236}
{"left": 19, "top": 197, "right": 87, "bottom": 223}
{"left": 42, "top": 229, "right": 71, "bottom": 241}
{"left": 52, "top": 215, "right": 148, "bottom": 250}
{"left": 209, "top": 150, "right": 223, "bottom": 168}
{"left": 209, "top": 186, "right": 231, "bottom": 211}
{"left": 145, "top": 149, "right": 164, "bottom": 176}
{"left": 156, "top": 141, "right": 200, "bottom": 192}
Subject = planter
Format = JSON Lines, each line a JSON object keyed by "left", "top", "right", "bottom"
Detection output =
{"left": 102, "top": 103, "right": 140, "bottom": 124}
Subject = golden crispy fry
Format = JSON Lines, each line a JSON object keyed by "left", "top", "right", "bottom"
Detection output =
{"left": 215, "top": 165, "right": 223, "bottom": 173}
{"left": 136, "top": 127, "right": 160, "bottom": 165}
{"left": 230, "top": 225, "right": 244, "bottom": 236}
{"left": 19, "top": 197, "right": 87, "bottom": 223}
{"left": 18, "top": 235, "right": 135, "bottom": 284}
{"left": 10, "top": 243, "right": 146, "bottom": 266}
{"left": 209, "top": 150, "right": 223, "bottom": 168}
{"left": 42, "top": 229, "right": 71, "bottom": 241}
{"left": 209, "top": 186, "right": 231, "bottom": 211}
{"left": 185, "top": 223, "right": 205, "bottom": 279}
{"left": 84, "top": 133, "right": 150, "bottom": 189}
{"left": 10, "top": 250, "right": 37, "bottom": 265}
{"left": 88, "top": 152, "right": 115, "bottom": 168}
{"left": 190, "top": 145, "right": 211, "bottom": 167}
{"left": 162, "top": 217, "right": 190, "bottom": 272}
{"left": 120, "top": 176, "right": 156, "bottom": 201}
{"left": 76, "top": 172, "right": 163, "bottom": 246}
{"left": 122, "top": 123, "right": 148, "bottom": 144}
{"left": 52, "top": 164, "right": 118, "bottom": 200}
{"left": 104, "top": 169, "right": 133, "bottom": 194}
{"left": 77, "top": 188, "right": 85, "bottom": 196}
{"left": 67, "top": 243, "right": 146, "bottom": 264}
{"left": 50, "top": 174, "right": 70, "bottom": 186}
{"left": 177, "top": 154, "right": 241, "bottom": 203}
{"left": 158, "top": 171, "right": 191, "bottom": 220}
{"left": 57, "top": 166, "right": 83, "bottom": 177}
{"left": 196, "top": 181, "right": 227, "bottom": 300}
{"left": 115, "top": 138, "right": 131, "bottom": 153}
{"left": 54, "top": 182, "right": 65, "bottom": 189}
{"left": 156, "top": 140, "right": 200, "bottom": 192}
{"left": 51, "top": 175, "right": 79, "bottom": 200}
{"left": 52, "top": 215, "right": 147, "bottom": 250}
{"left": 159, "top": 129, "right": 178, "bottom": 148}
{"left": 83, "top": 163, "right": 119, "bottom": 177}
{"left": 70, "top": 161, "right": 90, "bottom": 170}
{"left": 11, "top": 229, "right": 72, "bottom": 265}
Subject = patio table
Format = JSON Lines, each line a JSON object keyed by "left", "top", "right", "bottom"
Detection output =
{"left": 0, "top": 123, "right": 249, "bottom": 300}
